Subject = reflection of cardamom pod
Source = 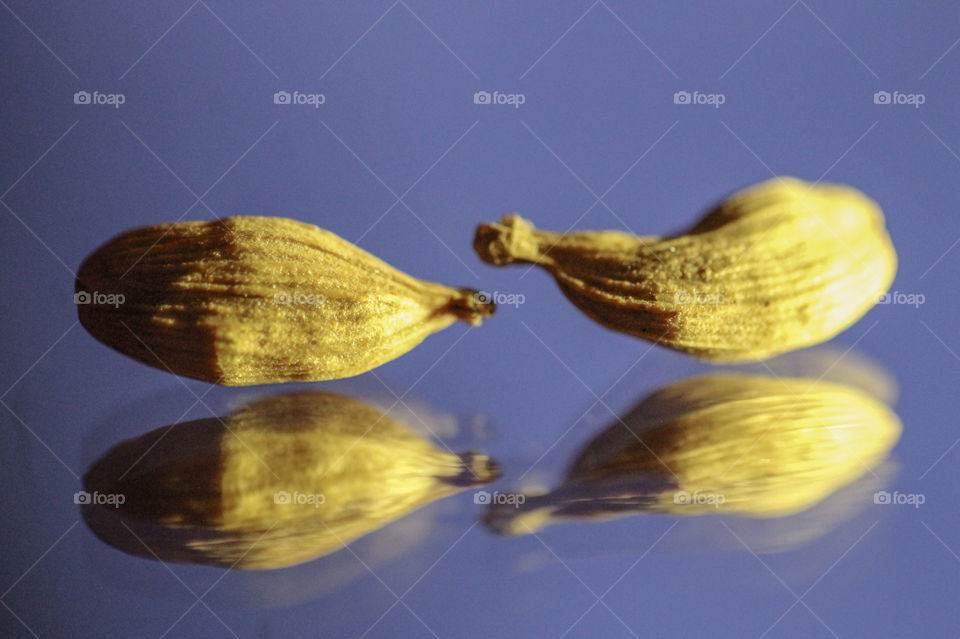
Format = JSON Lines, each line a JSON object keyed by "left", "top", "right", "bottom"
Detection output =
{"left": 484, "top": 374, "right": 900, "bottom": 536}
{"left": 82, "top": 392, "right": 499, "bottom": 569}
{"left": 474, "top": 178, "right": 897, "bottom": 361}
{"left": 77, "top": 217, "right": 495, "bottom": 385}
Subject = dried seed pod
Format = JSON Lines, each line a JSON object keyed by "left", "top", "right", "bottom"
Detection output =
{"left": 82, "top": 391, "right": 499, "bottom": 570}
{"left": 474, "top": 178, "right": 897, "bottom": 361}
{"left": 484, "top": 374, "right": 901, "bottom": 535}
{"left": 76, "top": 216, "right": 494, "bottom": 385}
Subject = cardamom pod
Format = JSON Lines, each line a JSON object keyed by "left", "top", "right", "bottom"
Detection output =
{"left": 76, "top": 216, "right": 495, "bottom": 385}
{"left": 474, "top": 178, "right": 897, "bottom": 361}
{"left": 484, "top": 374, "right": 901, "bottom": 535}
{"left": 82, "top": 391, "right": 499, "bottom": 569}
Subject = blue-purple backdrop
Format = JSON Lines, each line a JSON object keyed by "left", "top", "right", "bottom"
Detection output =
{"left": 2, "top": 2, "right": 958, "bottom": 637}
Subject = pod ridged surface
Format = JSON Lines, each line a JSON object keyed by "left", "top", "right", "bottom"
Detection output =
{"left": 474, "top": 178, "right": 897, "bottom": 361}
{"left": 77, "top": 216, "right": 494, "bottom": 384}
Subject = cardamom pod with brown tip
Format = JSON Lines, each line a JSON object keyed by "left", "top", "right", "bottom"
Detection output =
{"left": 76, "top": 216, "right": 495, "bottom": 385}
{"left": 81, "top": 391, "right": 500, "bottom": 570}
{"left": 483, "top": 374, "right": 901, "bottom": 536}
{"left": 474, "top": 178, "right": 897, "bottom": 361}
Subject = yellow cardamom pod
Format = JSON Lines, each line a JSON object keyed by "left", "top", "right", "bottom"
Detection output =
{"left": 82, "top": 391, "right": 500, "bottom": 570}
{"left": 76, "top": 216, "right": 494, "bottom": 384}
{"left": 474, "top": 178, "right": 897, "bottom": 361}
{"left": 484, "top": 374, "right": 901, "bottom": 535}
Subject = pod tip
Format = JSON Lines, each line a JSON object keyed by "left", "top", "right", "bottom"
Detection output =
{"left": 443, "top": 451, "right": 501, "bottom": 487}
{"left": 482, "top": 501, "right": 549, "bottom": 536}
{"left": 448, "top": 288, "right": 497, "bottom": 325}
{"left": 473, "top": 214, "right": 538, "bottom": 266}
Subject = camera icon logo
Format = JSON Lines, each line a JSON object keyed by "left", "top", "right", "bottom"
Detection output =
{"left": 474, "top": 291, "right": 491, "bottom": 305}
{"left": 873, "top": 490, "right": 891, "bottom": 504}
{"left": 672, "top": 490, "right": 691, "bottom": 504}
{"left": 673, "top": 91, "right": 691, "bottom": 105}
{"left": 274, "top": 490, "right": 291, "bottom": 504}
{"left": 274, "top": 91, "right": 291, "bottom": 105}
{"left": 74, "top": 291, "right": 91, "bottom": 305}
{"left": 873, "top": 91, "right": 891, "bottom": 105}
{"left": 74, "top": 491, "right": 92, "bottom": 504}
{"left": 74, "top": 91, "right": 91, "bottom": 105}
{"left": 474, "top": 490, "right": 491, "bottom": 504}
{"left": 473, "top": 91, "right": 491, "bottom": 105}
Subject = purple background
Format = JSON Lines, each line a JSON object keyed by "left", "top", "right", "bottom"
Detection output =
{"left": 2, "top": 2, "right": 959, "bottom": 637}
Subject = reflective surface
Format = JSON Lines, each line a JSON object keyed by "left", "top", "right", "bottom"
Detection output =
{"left": 3, "top": 2, "right": 959, "bottom": 637}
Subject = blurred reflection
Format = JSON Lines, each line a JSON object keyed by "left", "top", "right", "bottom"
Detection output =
{"left": 672, "top": 459, "right": 898, "bottom": 555}
{"left": 737, "top": 345, "right": 899, "bottom": 404}
{"left": 82, "top": 391, "right": 499, "bottom": 570}
{"left": 484, "top": 374, "right": 901, "bottom": 539}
